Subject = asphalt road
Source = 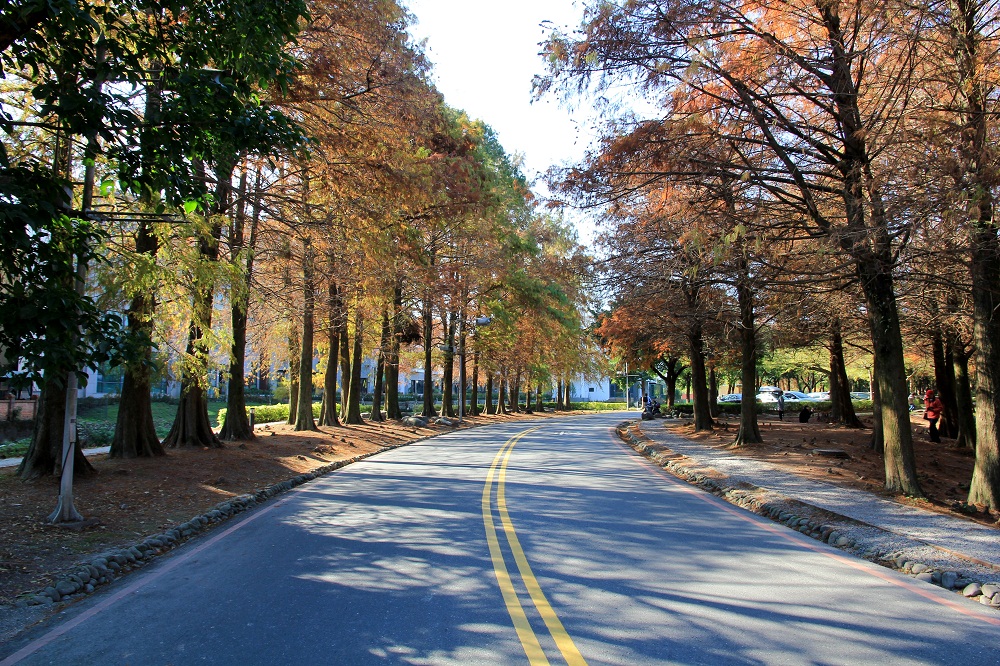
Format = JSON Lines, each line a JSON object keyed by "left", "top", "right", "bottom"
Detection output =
{"left": 3, "top": 412, "right": 999, "bottom": 665}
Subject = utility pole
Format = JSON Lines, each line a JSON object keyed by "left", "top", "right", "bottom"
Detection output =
{"left": 50, "top": 41, "right": 106, "bottom": 524}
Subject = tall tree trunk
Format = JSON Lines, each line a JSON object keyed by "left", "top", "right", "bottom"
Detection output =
{"left": 163, "top": 157, "right": 228, "bottom": 449}
{"left": 111, "top": 60, "right": 165, "bottom": 458}
{"left": 734, "top": 270, "right": 761, "bottom": 445}
{"left": 319, "top": 277, "right": 340, "bottom": 426}
{"left": 338, "top": 296, "right": 351, "bottom": 418}
{"left": 458, "top": 315, "right": 467, "bottom": 418}
{"left": 510, "top": 373, "right": 521, "bottom": 413}
{"left": 345, "top": 307, "right": 365, "bottom": 424}
{"left": 945, "top": 0, "right": 1000, "bottom": 508}
{"left": 420, "top": 291, "right": 436, "bottom": 418}
{"left": 111, "top": 218, "right": 165, "bottom": 456}
{"left": 441, "top": 310, "right": 455, "bottom": 417}
{"left": 687, "top": 322, "right": 712, "bottom": 431}
{"left": 709, "top": 368, "right": 719, "bottom": 418}
{"left": 829, "top": 318, "right": 862, "bottom": 427}
{"left": 370, "top": 309, "right": 390, "bottom": 422}
{"left": 563, "top": 378, "right": 572, "bottom": 410}
{"left": 470, "top": 351, "right": 480, "bottom": 416}
{"left": 286, "top": 325, "right": 300, "bottom": 426}
{"left": 220, "top": 167, "right": 260, "bottom": 442}
{"left": 968, "top": 223, "right": 1000, "bottom": 508}
{"left": 294, "top": 238, "right": 317, "bottom": 431}
{"left": 523, "top": 379, "right": 532, "bottom": 413}
{"left": 953, "top": 344, "right": 976, "bottom": 449}
{"left": 858, "top": 263, "right": 918, "bottom": 494}
{"left": 485, "top": 373, "right": 495, "bottom": 415}
{"left": 498, "top": 375, "right": 508, "bottom": 414}
{"left": 932, "top": 326, "right": 959, "bottom": 438}
{"left": 535, "top": 385, "right": 543, "bottom": 412}
{"left": 17, "top": 377, "right": 94, "bottom": 479}
{"left": 869, "top": 353, "right": 885, "bottom": 455}
{"left": 386, "top": 280, "right": 403, "bottom": 420}
{"left": 111, "top": 246, "right": 165, "bottom": 456}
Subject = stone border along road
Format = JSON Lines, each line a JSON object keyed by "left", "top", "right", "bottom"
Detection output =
{"left": 617, "top": 422, "right": 1000, "bottom": 611}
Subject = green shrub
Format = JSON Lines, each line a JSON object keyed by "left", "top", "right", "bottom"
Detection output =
{"left": 567, "top": 401, "right": 628, "bottom": 411}
{"left": 216, "top": 402, "right": 323, "bottom": 427}
{"left": 78, "top": 421, "right": 115, "bottom": 447}
{"left": 0, "top": 437, "right": 31, "bottom": 459}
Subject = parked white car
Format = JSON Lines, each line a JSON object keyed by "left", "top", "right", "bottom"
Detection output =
{"left": 807, "top": 392, "right": 830, "bottom": 401}
{"left": 718, "top": 393, "right": 742, "bottom": 403}
{"left": 758, "top": 390, "right": 819, "bottom": 403}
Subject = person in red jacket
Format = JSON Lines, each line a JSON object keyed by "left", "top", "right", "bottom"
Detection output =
{"left": 924, "top": 389, "right": 944, "bottom": 443}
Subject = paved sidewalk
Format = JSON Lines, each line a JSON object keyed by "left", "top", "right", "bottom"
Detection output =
{"left": 637, "top": 421, "right": 1000, "bottom": 571}
{"left": 0, "top": 446, "right": 110, "bottom": 469}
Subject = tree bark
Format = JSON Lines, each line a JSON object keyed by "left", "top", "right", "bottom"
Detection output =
{"left": 286, "top": 325, "right": 300, "bottom": 426}
{"left": 498, "top": 375, "right": 508, "bottom": 414}
{"left": 220, "top": 168, "right": 260, "bottom": 442}
{"left": 294, "top": 238, "right": 317, "bottom": 431}
{"left": 687, "top": 319, "right": 712, "bottom": 431}
{"left": 932, "top": 326, "right": 959, "bottom": 438}
{"left": 733, "top": 270, "right": 762, "bottom": 445}
{"left": 708, "top": 368, "right": 719, "bottom": 418}
{"left": 563, "top": 378, "right": 571, "bottom": 410}
{"left": 420, "top": 291, "right": 436, "bottom": 418}
{"left": 345, "top": 306, "right": 365, "bottom": 424}
{"left": 829, "top": 318, "right": 862, "bottom": 427}
{"left": 111, "top": 65, "right": 165, "bottom": 456}
{"left": 869, "top": 353, "right": 885, "bottom": 455}
{"left": 164, "top": 158, "right": 228, "bottom": 449}
{"left": 470, "top": 351, "right": 480, "bottom": 415}
{"left": 952, "top": 344, "right": 976, "bottom": 449}
{"left": 319, "top": 280, "right": 340, "bottom": 426}
{"left": 370, "top": 309, "right": 390, "bottom": 422}
{"left": 17, "top": 376, "right": 95, "bottom": 479}
{"left": 338, "top": 294, "right": 351, "bottom": 418}
{"left": 386, "top": 280, "right": 403, "bottom": 420}
{"left": 485, "top": 373, "right": 495, "bottom": 414}
{"left": 458, "top": 316, "right": 467, "bottom": 417}
{"left": 441, "top": 310, "right": 455, "bottom": 417}
{"left": 968, "top": 223, "right": 1000, "bottom": 508}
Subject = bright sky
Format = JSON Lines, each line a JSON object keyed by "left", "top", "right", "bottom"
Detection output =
{"left": 404, "top": 0, "right": 600, "bottom": 241}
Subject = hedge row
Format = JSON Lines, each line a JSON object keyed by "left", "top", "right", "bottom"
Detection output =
{"left": 216, "top": 402, "right": 321, "bottom": 427}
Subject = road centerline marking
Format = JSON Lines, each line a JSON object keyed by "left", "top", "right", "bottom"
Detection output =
{"left": 498, "top": 433, "right": 588, "bottom": 666}
{"left": 483, "top": 428, "right": 549, "bottom": 665}
{"left": 482, "top": 426, "right": 588, "bottom": 665}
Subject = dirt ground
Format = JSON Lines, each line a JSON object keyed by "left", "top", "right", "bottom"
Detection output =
{"left": 2, "top": 408, "right": 995, "bottom": 608}
{"left": 0, "top": 412, "right": 536, "bottom": 606}
{"left": 653, "top": 411, "right": 998, "bottom": 528}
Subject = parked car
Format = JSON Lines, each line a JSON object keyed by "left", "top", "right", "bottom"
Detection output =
{"left": 718, "top": 393, "right": 742, "bottom": 403}
{"left": 758, "top": 390, "right": 819, "bottom": 403}
{"left": 782, "top": 390, "right": 818, "bottom": 402}
{"left": 850, "top": 392, "right": 871, "bottom": 400}
{"left": 807, "top": 391, "right": 830, "bottom": 401}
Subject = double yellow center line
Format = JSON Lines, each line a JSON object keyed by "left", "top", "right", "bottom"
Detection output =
{"left": 481, "top": 427, "right": 587, "bottom": 665}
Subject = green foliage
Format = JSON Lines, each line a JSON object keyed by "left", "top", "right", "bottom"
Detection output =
{"left": 216, "top": 402, "right": 322, "bottom": 427}
{"left": 0, "top": 168, "right": 124, "bottom": 384}
{"left": 0, "top": 438, "right": 32, "bottom": 459}
{"left": 566, "top": 401, "right": 628, "bottom": 411}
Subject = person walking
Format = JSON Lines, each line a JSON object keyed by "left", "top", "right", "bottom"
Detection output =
{"left": 776, "top": 392, "right": 785, "bottom": 421}
{"left": 924, "top": 389, "right": 944, "bottom": 443}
